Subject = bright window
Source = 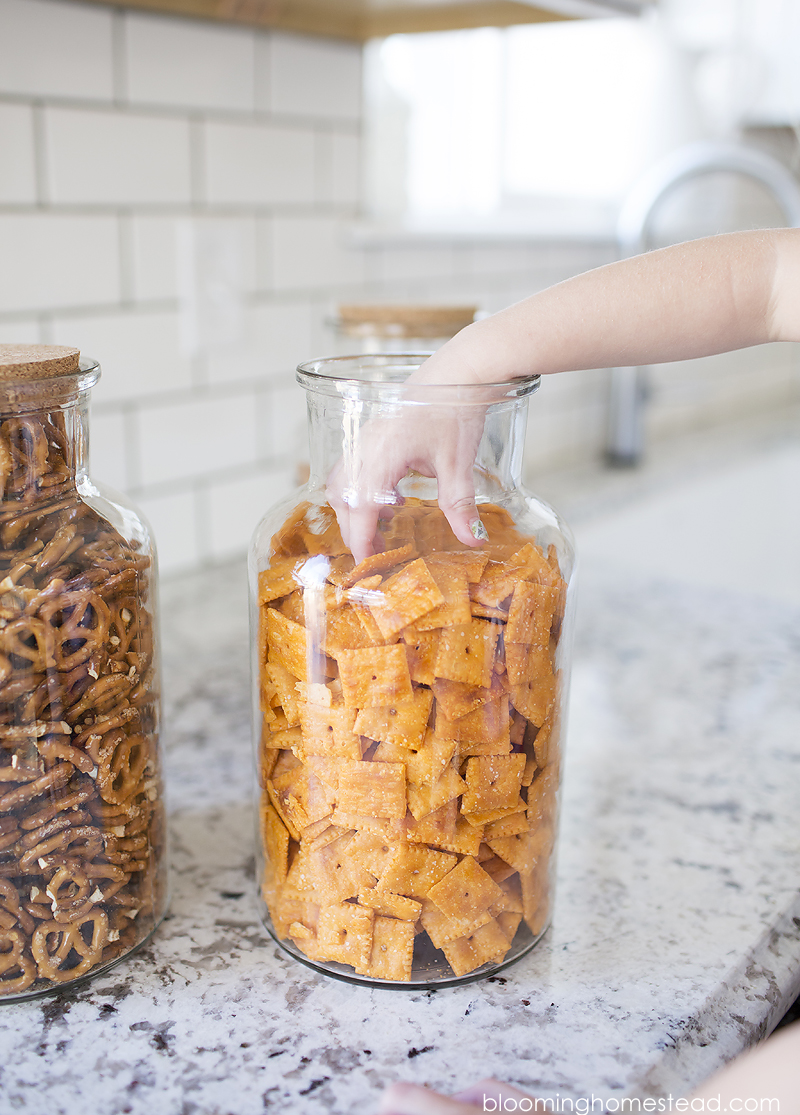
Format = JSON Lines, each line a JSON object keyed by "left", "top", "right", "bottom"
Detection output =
{"left": 365, "top": 18, "right": 700, "bottom": 224}
{"left": 363, "top": 5, "right": 800, "bottom": 228}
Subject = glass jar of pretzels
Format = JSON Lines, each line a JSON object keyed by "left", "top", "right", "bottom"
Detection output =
{"left": 250, "top": 354, "right": 574, "bottom": 987}
{"left": 0, "top": 345, "right": 165, "bottom": 1001}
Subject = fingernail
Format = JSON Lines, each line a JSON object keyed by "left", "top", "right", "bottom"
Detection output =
{"left": 470, "top": 517, "right": 489, "bottom": 542}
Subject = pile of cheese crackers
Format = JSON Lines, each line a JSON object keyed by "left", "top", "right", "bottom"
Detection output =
{"left": 257, "top": 499, "right": 565, "bottom": 983}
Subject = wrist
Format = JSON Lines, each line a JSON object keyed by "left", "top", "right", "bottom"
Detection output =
{"left": 410, "top": 316, "right": 536, "bottom": 389}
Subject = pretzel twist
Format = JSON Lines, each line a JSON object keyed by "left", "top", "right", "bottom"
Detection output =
{"left": 0, "top": 927, "right": 36, "bottom": 992}
{"left": 0, "top": 617, "right": 52, "bottom": 673}
{"left": 96, "top": 733, "right": 149, "bottom": 806}
{"left": 40, "top": 591, "right": 111, "bottom": 671}
{"left": 31, "top": 910, "right": 108, "bottom": 982}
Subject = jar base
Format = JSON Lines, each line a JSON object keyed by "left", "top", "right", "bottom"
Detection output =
{"left": 0, "top": 909, "right": 168, "bottom": 1006}
{"left": 264, "top": 918, "right": 549, "bottom": 989}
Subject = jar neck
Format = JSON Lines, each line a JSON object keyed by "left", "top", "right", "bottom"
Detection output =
{"left": 304, "top": 389, "right": 531, "bottom": 502}
{"left": 0, "top": 381, "right": 92, "bottom": 507}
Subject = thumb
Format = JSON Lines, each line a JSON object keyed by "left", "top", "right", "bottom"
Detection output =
{"left": 436, "top": 467, "right": 486, "bottom": 550}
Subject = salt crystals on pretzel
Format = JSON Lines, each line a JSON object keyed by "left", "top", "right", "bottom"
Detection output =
{"left": 256, "top": 498, "right": 565, "bottom": 983}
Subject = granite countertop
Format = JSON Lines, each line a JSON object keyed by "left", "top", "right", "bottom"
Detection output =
{"left": 1, "top": 548, "right": 799, "bottom": 1114}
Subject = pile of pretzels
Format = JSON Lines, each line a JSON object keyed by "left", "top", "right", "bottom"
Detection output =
{"left": 0, "top": 412, "right": 163, "bottom": 996}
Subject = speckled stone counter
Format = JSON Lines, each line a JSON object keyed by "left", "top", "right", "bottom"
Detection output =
{"left": 1, "top": 556, "right": 799, "bottom": 1115}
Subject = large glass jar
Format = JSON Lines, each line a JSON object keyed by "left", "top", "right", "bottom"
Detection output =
{"left": 249, "top": 354, "right": 574, "bottom": 987}
{"left": 0, "top": 345, "right": 165, "bottom": 1001}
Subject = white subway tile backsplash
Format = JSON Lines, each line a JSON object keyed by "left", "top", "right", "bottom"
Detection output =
{"left": 0, "top": 0, "right": 114, "bottom": 101}
{"left": 131, "top": 216, "right": 180, "bottom": 302}
{"left": 138, "top": 393, "right": 258, "bottom": 487}
{"left": 0, "top": 214, "right": 119, "bottom": 313}
{"left": 0, "top": 319, "right": 40, "bottom": 343}
{"left": 51, "top": 310, "right": 193, "bottom": 405}
{"left": 467, "top": 245, "right": 535, "bottom": 277}
{"left": 207, "top": 466, "right": 294, "bottom": 561}
{"left": 45, "top": 107, "right": 192, "bottom": 205}
{"left": 317, "top": 130, "right": 361, "bottom": 207}
{"left": 124, "top": 13, "right": 255, "bottom": 113}
{"left": 176, "top": 219, "right": 257, "bottom": 359}
{"left": 254, "top": 218, "right": 273, "bottom": 293}
{"left": 203, "top": 298, "right": 312, "bottom": 386}
{"left": 258, "top": 380, "right": 308, "bottom": 464}
{"left": 255, "top": 301, "right": 314, "bottom": 376}
{"left": 204, "top": 120, "right": 315, "bottom": 206}
{"left": 135, "top": 487, "right": 199, "bottom": 574}
{"left": 269, "top": 33, "right": 361, "bottom": 123}
{"left": 0, "top": 103, "right": 36, "bottom": 203}
{"left": 254, "top": 32, "right": 271, "bottom": 114}
{"left": 271, "top": 215, "right": 365, "bottom": 290}
{"left": 89, "top": 408, "right": 129, "bottom": 492}
{"left": 376, "top": 246, "right": 456, "bottom": 285}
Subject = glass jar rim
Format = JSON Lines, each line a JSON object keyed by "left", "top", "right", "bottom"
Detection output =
{"left": 1, "top": 359, "right": 100, "bottom": 411}
{"left": 296, "top": 353, "right": 540, "bottom": 401}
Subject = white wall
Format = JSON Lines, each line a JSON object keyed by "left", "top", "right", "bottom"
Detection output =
{"left": 0, "top": 0, "right": 796, "bottom": 573}
{"left": 0, "top": 0, "right": 364, "bottom": 571}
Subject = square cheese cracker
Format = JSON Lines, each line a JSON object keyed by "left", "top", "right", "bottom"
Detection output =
{"left": 441, "top": 917, "right": 511, "bottom": 977}
{"left": 462, "top": 753, "right": 526, "bottom": 815}
{"left": 401, "top": 626, "right": 440, "bottom": 686}
{"left": 434, "top": 620, "right": 499, "bottom": 690}
{"left": 427, "top": 855, "right": 504, "bottom": 933}
{"left": 355, "top": 915, "right": 415, "bottom": 981}
{"left": 339, "top": 543, "right": 415, "bottom": 590}
{"left": 368, "top": 558, "right": 445, "bottom": 640}
{"left": 336, "top": 759, "right": 407, "bottom": 820}
{"left": 338, "top": 645, "right": 414, "bottom": 709}
{"left": 414, "top": 557, "right": 472, "bottom": 631}
{"left": 266, "top": 608, "right": 309, "bottom": 681}
{"left": 505, "top": 582, "right": 559, "bottom": 646}
{"left": 420, "top": 898, "right": 492, "bottom": 950}
{"left": 316, "top": 903, "right": 374, "bottom": 969}
{"left": 436, "top": 697, "right": 510, "bottom": 754}
{"left": 432, "top": 672, "right": 506, "bottom": 721}
{"left": 299, "top": 702, "right": 362, "bottom": 761}
{"left": 407, "top": 763, "right": 466, "bottom": 821}
{"left": 406, "top": 799, "right": 458, "bottom": 847}
{"left": 354, "top": 687, "right": 433, "bottom": 749}
{"left": 377, "top": 845, "right": 457, "bottom": 899}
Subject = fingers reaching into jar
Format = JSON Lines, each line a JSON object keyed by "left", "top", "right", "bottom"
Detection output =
{"left": 325, "top": 333, "right": 508, "bottom": 564}
{"left": 327, "top": 401, "right": 487, "bottom": 564}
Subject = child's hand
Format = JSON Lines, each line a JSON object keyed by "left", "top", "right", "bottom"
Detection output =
{"left": 326, "top": 392, "right": 488, "bottom": 565}
{"left": 378, "top": 1078, "right": 537, "bottom": 1114}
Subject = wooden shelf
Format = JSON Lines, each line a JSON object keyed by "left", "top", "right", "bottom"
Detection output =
{"left": 81, "top": 0, "right": 646, "bottom": 41}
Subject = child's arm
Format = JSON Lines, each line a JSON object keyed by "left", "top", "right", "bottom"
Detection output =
{"left": 332, "top": 229, "right": 800, "bottom": 561}
{"left": 418, "top": 228, "right": 800, "bottom": 385}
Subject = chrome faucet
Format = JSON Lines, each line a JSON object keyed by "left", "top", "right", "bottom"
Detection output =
{"left": 607, "top": 140, "right": 800, "bottom": 465}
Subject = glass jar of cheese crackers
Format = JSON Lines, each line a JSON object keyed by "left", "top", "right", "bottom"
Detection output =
{"left": 0, "top": 345, "right": 166, "bottom": 1001}
{"left": 249, "top": 354, "right": 574, "bottom": 987}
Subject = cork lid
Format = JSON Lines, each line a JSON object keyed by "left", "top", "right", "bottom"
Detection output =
{"left": 337, "top": 304, "right": 477, "bottom": 339}
{"left": 0, "top": 345, "right": 81, "bottom": 382}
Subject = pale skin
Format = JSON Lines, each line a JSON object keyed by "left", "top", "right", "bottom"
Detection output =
{"left": 378, "top": 1021, "right": 800, "bottom": 1113}
{"left": 331, "top": 228, "right": 800, "bottom": 564}
{"left": 354, "top": 227, "right": 800, "bottom": 1110}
